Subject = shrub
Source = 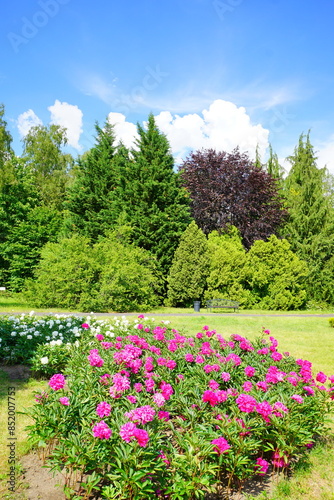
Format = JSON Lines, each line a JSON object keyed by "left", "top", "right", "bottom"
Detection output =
{"left": 24, "top": 235, "right": 98, "bottom": 310}
{"left": 204, "top": 227, "right": 254, "bottom": 307}
{"left": 24, "top": 233, "right": 162, "bottom": 312}
{"left": 329, "top": 318, "right": 334, "bottom": 328}
{"left": 166, "top": 221, "right": 209, "bottom": 307}
{"left": 245, "top": 235, "right": 308, "bottom": 310}
{"left": 26, "top": 316, "right": 334, "bottom": 499}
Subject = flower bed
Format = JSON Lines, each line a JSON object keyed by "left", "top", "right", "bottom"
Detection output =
{"left": 25, "top": 316, "right": 334, "bottom": 499}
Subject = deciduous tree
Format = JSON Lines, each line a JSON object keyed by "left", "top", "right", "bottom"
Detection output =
{"left": 180, "top": 148, "right": 287, "bottom": 248}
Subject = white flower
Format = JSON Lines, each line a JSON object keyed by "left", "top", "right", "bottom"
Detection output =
{"left": 75, "top": 332, "right": 81, "bottom": 337}
{"left": 105, "top": 331, "right": 115, "bottom": 337}
{"left": 40, "top": 356, "right": 49, "bottom": 365}
{"left": 11, "top": 332, "right": 16, "bottom": 337}
{"left": 29, "top": 311, "right": 35, "bottom": 316}
{"left": 27, "top": 335, "right": 32, "bottom": 340}
{"left": 56, "top": 339, "right": 62, "bottom": 346}
{"left": 74, "top": 340, "right": 80, "bottom": 347}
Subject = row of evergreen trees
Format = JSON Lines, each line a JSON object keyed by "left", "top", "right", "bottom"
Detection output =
{"left": 0, "top": 102, "right": 333, "bottom": 310}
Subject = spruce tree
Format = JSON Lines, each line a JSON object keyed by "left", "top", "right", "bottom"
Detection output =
{"left": 64, "top": 121, "right": 120, "bottom": 240}
{"left": 166, "top": 221, "right": 209, "bottom": 307}
{"left": 282, "top": 132, "right": 334, "bottom": 304}
{"left": 113, "top": 114, "right": 191, "bottom": 277}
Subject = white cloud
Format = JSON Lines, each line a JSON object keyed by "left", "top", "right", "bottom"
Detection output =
{"left": 155, "top": 99, "right": 269, "bottom": 162}
{"left": 316, "top": 135, "right": 334, "bottom": 175}
{"left": 17, "top": 109, "right": 43, "bottom": 137}
{"left": 48, "top": 100, "right": 83, "bottom": 150}
{"left": 107, "top": 112, "right": 139, "bottom": 149}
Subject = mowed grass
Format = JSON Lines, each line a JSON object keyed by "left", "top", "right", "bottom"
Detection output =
{"left": 0, "top": 370, "right": 47, "bottom": 498}
{"left": 0, "top": 301, "right": 334, "bottom": 499}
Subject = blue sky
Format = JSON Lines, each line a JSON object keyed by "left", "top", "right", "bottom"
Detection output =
{"left": 1, "top": 0, "right": 334, "bottom": 172}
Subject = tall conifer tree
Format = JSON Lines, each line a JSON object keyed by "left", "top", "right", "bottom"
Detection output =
{"left": 113, "top": 114, "right": 191, "bottom": 276}
{"left": 282, "top": 132, "right": 334, "bottom": 303}
{"left": 64, "top": 121, "right": 120, "bottom": 240}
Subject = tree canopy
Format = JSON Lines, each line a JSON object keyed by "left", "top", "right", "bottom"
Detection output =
{"left": 179, "top": 148, "right": 287, "bottom": 248}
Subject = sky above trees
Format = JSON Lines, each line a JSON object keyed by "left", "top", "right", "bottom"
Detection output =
{"left": 2, "top": 0, "right": 334, "bottom": 172}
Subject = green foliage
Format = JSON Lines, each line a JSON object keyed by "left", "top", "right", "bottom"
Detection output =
{"left": 112, "top": 114, "right": 191, "bottom": 277}
{"left": 282, "top": 132, "right": 334, "bottom": 305}
{"left": 89, "top": 235, "right": 162, "bottom": 313}
{"left": 64, "top": 121, "right": 120, "bottom": 240}
{"left": 245, "top": 235, "right": 308, "bottom": 310}
{"left": 24, "top": 235, "right": 98, "bottom": 310}
{"left": 204, "top": 227, "right": 253, "bottom": 307}
{"left": 166, "top": 221, "right": 209, "bottom": 307}
{"left": 204, "top": 229, "right": 308, "bottom": 310}
{"left": 328, "top": 318, "right": 334, "bottom": 328}
{"left": 22, "top": 124, "right": 73, "bottom": 210}
{"left": 2, "top": 206, "right": 63, "bottom": 291}
{"left": 25, "top": 232, "right": 162, "bottom": 312}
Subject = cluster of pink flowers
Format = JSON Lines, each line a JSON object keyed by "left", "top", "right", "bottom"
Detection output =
{"left": 88, "top": 349, "right": 104, "bottom": 367}
{"left": 255, "top": 457, "right": 269, "bottom": 475}
{"left": 49, "top": 373, "right": 66, "bottom": 390}
{"left": 96, "top": 401, "right": 111, "bottom": 418}
{"left": 211, "top": 436, "right": 231, "bottom": 455}
{"left": 49, "top": 315, "right": 334, "bottom": 486}
{"left": 202, "top": 389, "right": 228, "bottom": 406}
{"left": 236, "top": 394, "right": 257, "bottom": 413}
{"left": 119, "top": 422, "right": 149, "bottom": 447}
{"left": 93, "top": 420, "right": 112, "bottom": 439}
{"left": 125, "top": 405, "right": 156, "bottom": 424}
{"left": 59, "top": 397, "right": 70, "bottom": 406}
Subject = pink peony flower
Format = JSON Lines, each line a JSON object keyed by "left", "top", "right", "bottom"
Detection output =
{"left": 120, "top": 422, "right": 137, "bottom": 442}
{"left": 153, "top": 393, "right": 166, "bottom": 407}
{"left": 138, "top": 314, "right": 145, "bottom": 319}
{"left": 303, "top": 385, "right": 315, "bottom": 396}
{"left": 49, "top": 374, "right": 65, "bottom": 390}
{"left": 127, "top": 395, "right": 137, "bottom": 404}
{"left": 256, "top": 381, "right": 268, "bottom": 392}
{"left": 242, "top": 381, "right": 253, "bottom": 392}
{"left": 160, "top": 382, "right": 173, "bottom": 400}
{"left": 81, "top": 323, "right": 90, "bottom": 329}
{"left": 272, "top": 450, "right": 289, "bottom": 468}
{"left": 209, "top": 380, "right": 220, "bottom": 390}
{"left": 244, "top": 366, "right": 256, "bottom": 377}
{"left": 93, "top": 420, "right": 112, "bottom": 439}
{"left": 166, "top": 359, "right": 177, "bottom": 370}
{"left": 221, "top": 372, "right": 231, "bottom": 382}
{"left": 255, "top": 457, "right": 269, "bottom": 475}
{"left": 95, "top": 334, "right": 104, "bottom": 341}
{"left": 87, "top": 349, "right": 104, "bottom": 367}
{"left": 211, "top": 436, "right": 231, "bottom": 455}
{"left": 271, "top": 352, "right": 283, "bottom": 362}
{"left": 236, "top": 394, "right": 257, "bottom": 413}
{"left": 59, "top": 397, "right": 70, "bottom": 406}
{"left": 96, "top": 401, "right": 111, "bottom": 418}
{"left": 291, "top": 394, "right": 304, "bottom": 404}
{"left": 125, "top": 405, "right": 156, "bottom": 424}
{"left": 134, "top": 428, "right": 149, "bottom": 447}
{"left": 316, "top": 371, "right": 327, "bottom": 384}
{"left": 158, "top": 411, "right": 170, "bottom": 421}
